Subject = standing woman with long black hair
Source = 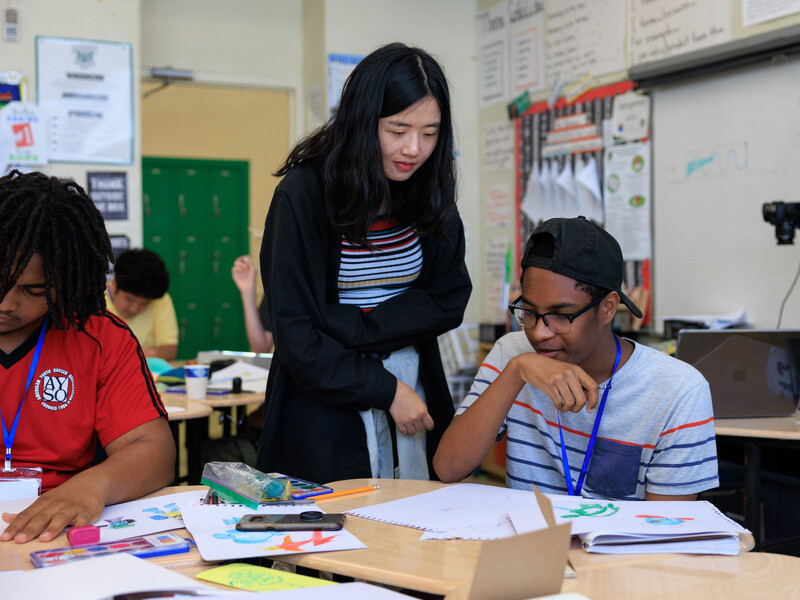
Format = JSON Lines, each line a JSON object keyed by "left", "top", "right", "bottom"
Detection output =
{"left": 257, "top": 42, "right": 472, "bottom": 484}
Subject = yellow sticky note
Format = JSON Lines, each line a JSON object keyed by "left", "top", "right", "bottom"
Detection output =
{"left": 196, "top": 563, "right": 337, "bottom": 591}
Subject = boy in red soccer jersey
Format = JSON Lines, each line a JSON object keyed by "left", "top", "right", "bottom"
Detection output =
{"left": 0, "top": 170, "right": 175, "bottom": 543}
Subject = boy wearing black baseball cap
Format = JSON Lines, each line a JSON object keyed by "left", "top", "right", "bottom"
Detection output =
{"left": 434, "top": 217, "right": 718, "bottom": 501}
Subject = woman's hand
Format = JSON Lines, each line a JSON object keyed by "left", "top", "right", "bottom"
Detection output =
{"left": 389, "top": 379, "right": 434, "bottom": 435}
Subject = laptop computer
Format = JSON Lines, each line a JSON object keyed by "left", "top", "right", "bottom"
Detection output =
{"left": 675, "top": 329, "right": 800, "bottom": 418}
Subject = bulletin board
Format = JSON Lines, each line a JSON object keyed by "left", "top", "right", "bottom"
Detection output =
{"left": 514, "top": 81, "right": 652, "bottom": 330}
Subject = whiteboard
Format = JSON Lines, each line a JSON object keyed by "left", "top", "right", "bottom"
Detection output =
{"left": 652, "top": 54, "right": 800, "bottom": 330}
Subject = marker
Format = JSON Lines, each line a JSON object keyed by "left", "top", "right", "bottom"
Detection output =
{"left": 315, "top": 485, "right": 380, "bottom": 502}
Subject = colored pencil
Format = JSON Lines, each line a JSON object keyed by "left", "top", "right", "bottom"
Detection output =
{"left": 315, "top": 484, "right": 380, "bottom": 501}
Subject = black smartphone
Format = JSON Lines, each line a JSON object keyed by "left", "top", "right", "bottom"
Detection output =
{"left": 236, "top": 511, "right": 346, "bottom": 532}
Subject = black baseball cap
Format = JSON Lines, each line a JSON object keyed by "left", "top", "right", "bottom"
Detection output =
{"left": 521, "top": 216, "right": 643, "bottom": 318}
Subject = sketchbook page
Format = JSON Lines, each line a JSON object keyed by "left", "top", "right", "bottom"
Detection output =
{"left": 2, "top": 553, "right": 212, "bottom": 600}
{"left": 543, "top": 495, "right": 749, "bottom": 537}
{"left": 179, "top": 502, "right": 366, "bottom": 562}
{"left": 346, "top": 483, "right": 543, "bottom": 535}
{"left": 95, "top": 490, "right": 207, "bottom": 543}
{"left": 419, "top": 512, "right": 518, "bottom": 540}
{"left": 582, "top": 534, "right": 741, "bottom": 555}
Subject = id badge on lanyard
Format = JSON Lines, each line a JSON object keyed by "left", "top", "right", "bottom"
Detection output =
{"left": 0, "top": 467, "right": 42, "bottom": 500}
{"left": 0, "top": 315, "right": 48, "bottom": 500}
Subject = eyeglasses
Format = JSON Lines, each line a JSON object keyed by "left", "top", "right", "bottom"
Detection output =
{"left": 507, "top": 295, "right": 603, "bottom": 333}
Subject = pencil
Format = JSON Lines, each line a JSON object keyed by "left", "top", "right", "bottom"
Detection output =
{"left": 315, "top": 484, "right": 380, "bottom": 501}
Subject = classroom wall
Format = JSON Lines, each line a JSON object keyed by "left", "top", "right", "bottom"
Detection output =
{"left": 1, "top": 0, "right": 142, "bottom": 245}
{"left": 140, "top": 0, "right": 303, "bottom": 142}
{"left": 475, "top": 0, "right": 800, "bottom": 331}
{"left": 142, "top": 0, "right": 482, "bottom": 323}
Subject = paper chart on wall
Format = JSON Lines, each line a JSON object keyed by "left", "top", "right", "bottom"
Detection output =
{"left": 94, "top": 490, "right": 206, "bottom": 543}
{"left": 179, "top": 502, "right": 367, "bottom": 562}
{"left": 346, "top": 483, "right": 546, "bottom": 541}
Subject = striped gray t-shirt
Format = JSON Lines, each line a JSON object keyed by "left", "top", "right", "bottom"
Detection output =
{"left": 457, "top": 332, "right": 719, "bottom": 500}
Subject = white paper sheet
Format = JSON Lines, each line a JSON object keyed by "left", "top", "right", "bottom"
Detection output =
{"left": 346, "top": 483, "right": 545, "bottom": 540}
{"left": 555, "top": 160, "right": 579, "bottom": 218}
{"left": 1, "top": 553, "right": 212, "bottom": 600}
{"left": 521, "top": 161, "right": 544, "bottom": 223}
{"left": 94, "top": 490, "right": 206, "bottom": 542}
{"left": 210, "top": 360, "right": 269, "bottom": 393}
{"left": 575, "top": 156, "right": 604, "bottom": 223}
{"left": 539, "top": 160, "right": 553, "bottom": 220}
{"left": 546, "top": 160, "right": 564, "bottom": 218}
{"left": 180, "top": 502, "right": 367, "bottom": 562}
{"left": 541, "top": 495, "right": 748, "bottom": 537}
{"left": 0, "top": 495, "right": 37, "bottom": 530}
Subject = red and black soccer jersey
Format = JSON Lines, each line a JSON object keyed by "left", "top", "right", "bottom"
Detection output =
{"left": 0, "top": 313, "right": 166, "bottom": 491}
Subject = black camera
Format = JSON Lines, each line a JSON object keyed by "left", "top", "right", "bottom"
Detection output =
{"left": 763, "top": 201, "right": 800, "bottom": 245}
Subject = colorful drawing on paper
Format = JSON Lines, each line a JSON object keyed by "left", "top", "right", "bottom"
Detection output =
{"left": 95, "top": 490, "right": 205, "bottom": 543}
{"left": 196, "top": 563, "right": 336, "bottom": 591}
{"left": 179, "top": 503, "right": 366, "bottom": 562}
{"left": 213, "top": 517, "right": 341, "bottom": 551}
{"left": 102, "top": 517, "right": 136, "bottom": 529}
{"left": 143, "top": 502, "right": 182, "bottom": 521}
{"left": 635, "top": 514, "right": 695, "bottom": 526}
{"left": 553, "top": 503, "right": 620, "bottom": 518}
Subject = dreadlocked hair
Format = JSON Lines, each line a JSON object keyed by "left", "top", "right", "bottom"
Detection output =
{"left": 0, "top": 170, "right": 114, "bottom": 331}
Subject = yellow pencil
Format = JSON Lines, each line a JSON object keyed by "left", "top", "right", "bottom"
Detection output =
{"left": 315, "top": 484, "right": 380, "bottom": 501}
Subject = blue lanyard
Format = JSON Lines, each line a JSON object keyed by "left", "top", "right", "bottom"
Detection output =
{"left": 2, "top": 315, "right": 49, "bottom": 473}
{"left": 557, "top": 334, "right": 621, "bottom": 496}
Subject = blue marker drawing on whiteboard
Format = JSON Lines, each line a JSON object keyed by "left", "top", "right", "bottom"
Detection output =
{"left": 686, "top": 142, "right": 749, "bottom": 178}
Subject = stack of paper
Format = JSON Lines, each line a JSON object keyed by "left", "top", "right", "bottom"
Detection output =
{"left": 347, "top": 484, "right": 750, "bottom": 556}
{"left": 210, "top": 360, "right": 270, "bottom": 393}
{"left": 525, "top": 496, "right": 749, "bottom": 555}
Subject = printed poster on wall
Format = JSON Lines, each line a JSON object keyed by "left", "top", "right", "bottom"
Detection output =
{"left": 87, "top": 171, "right": 127, "bottom": 220}
{"left": 0, "top": 102, "right": 48, "bottom": 165}
{"left": 477, "top": 2, "right": 511, "bottom": 107}
{"left": 35, "top": 36, "right": 133, "bottom": 164}
{"left": 628, "top": 0, "right": 732, "bottom": 67}
{"left": 509, "top": 0, "right": 545, "bottom": 96}
{"left": 328, "top": 54, "right": 363, "bottom": 111}
{"left": 545, "top": 0, "right": 626, "bottom": 87}
{"left": 603, "top": 140, "right": 651, "bottom": 261}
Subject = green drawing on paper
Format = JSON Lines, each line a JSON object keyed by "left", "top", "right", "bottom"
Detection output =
{"left": 555, "top": 503, "right": 620, "bottom": 518}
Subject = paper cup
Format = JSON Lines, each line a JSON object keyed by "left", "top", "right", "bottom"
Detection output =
{"left": 184, "top": 364, "right": 210, "bottom": 400}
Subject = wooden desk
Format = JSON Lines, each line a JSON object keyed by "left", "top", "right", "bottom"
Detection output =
{"left": 3, "top": 482, "right": 799, "bottom": 600}
{"left": 277, "top": 479, "right": 800, "bottom": 600}
{"left": 714, "top": 411, "right": 800, "bottom": 550}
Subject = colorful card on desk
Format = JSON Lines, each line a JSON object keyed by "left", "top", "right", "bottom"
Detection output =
{"left": 29, "top": 532, "right": 191, "bottom": 568}
{"left": 267, "top": 473, "right": 333, "bottom": 499}
{"left": 196, "top": 563, "right": 337, "bottom": 591}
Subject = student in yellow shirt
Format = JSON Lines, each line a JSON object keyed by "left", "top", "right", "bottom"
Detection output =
{"left": 105, "top": 249, "right": 178, "bottom": 360}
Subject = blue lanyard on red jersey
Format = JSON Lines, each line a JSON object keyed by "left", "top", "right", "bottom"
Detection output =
{"left": 557, "top": 334, "right": 621, "bottom": 496}
{"left": 2, "top": 315, "right": 49, "bottom": 473}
